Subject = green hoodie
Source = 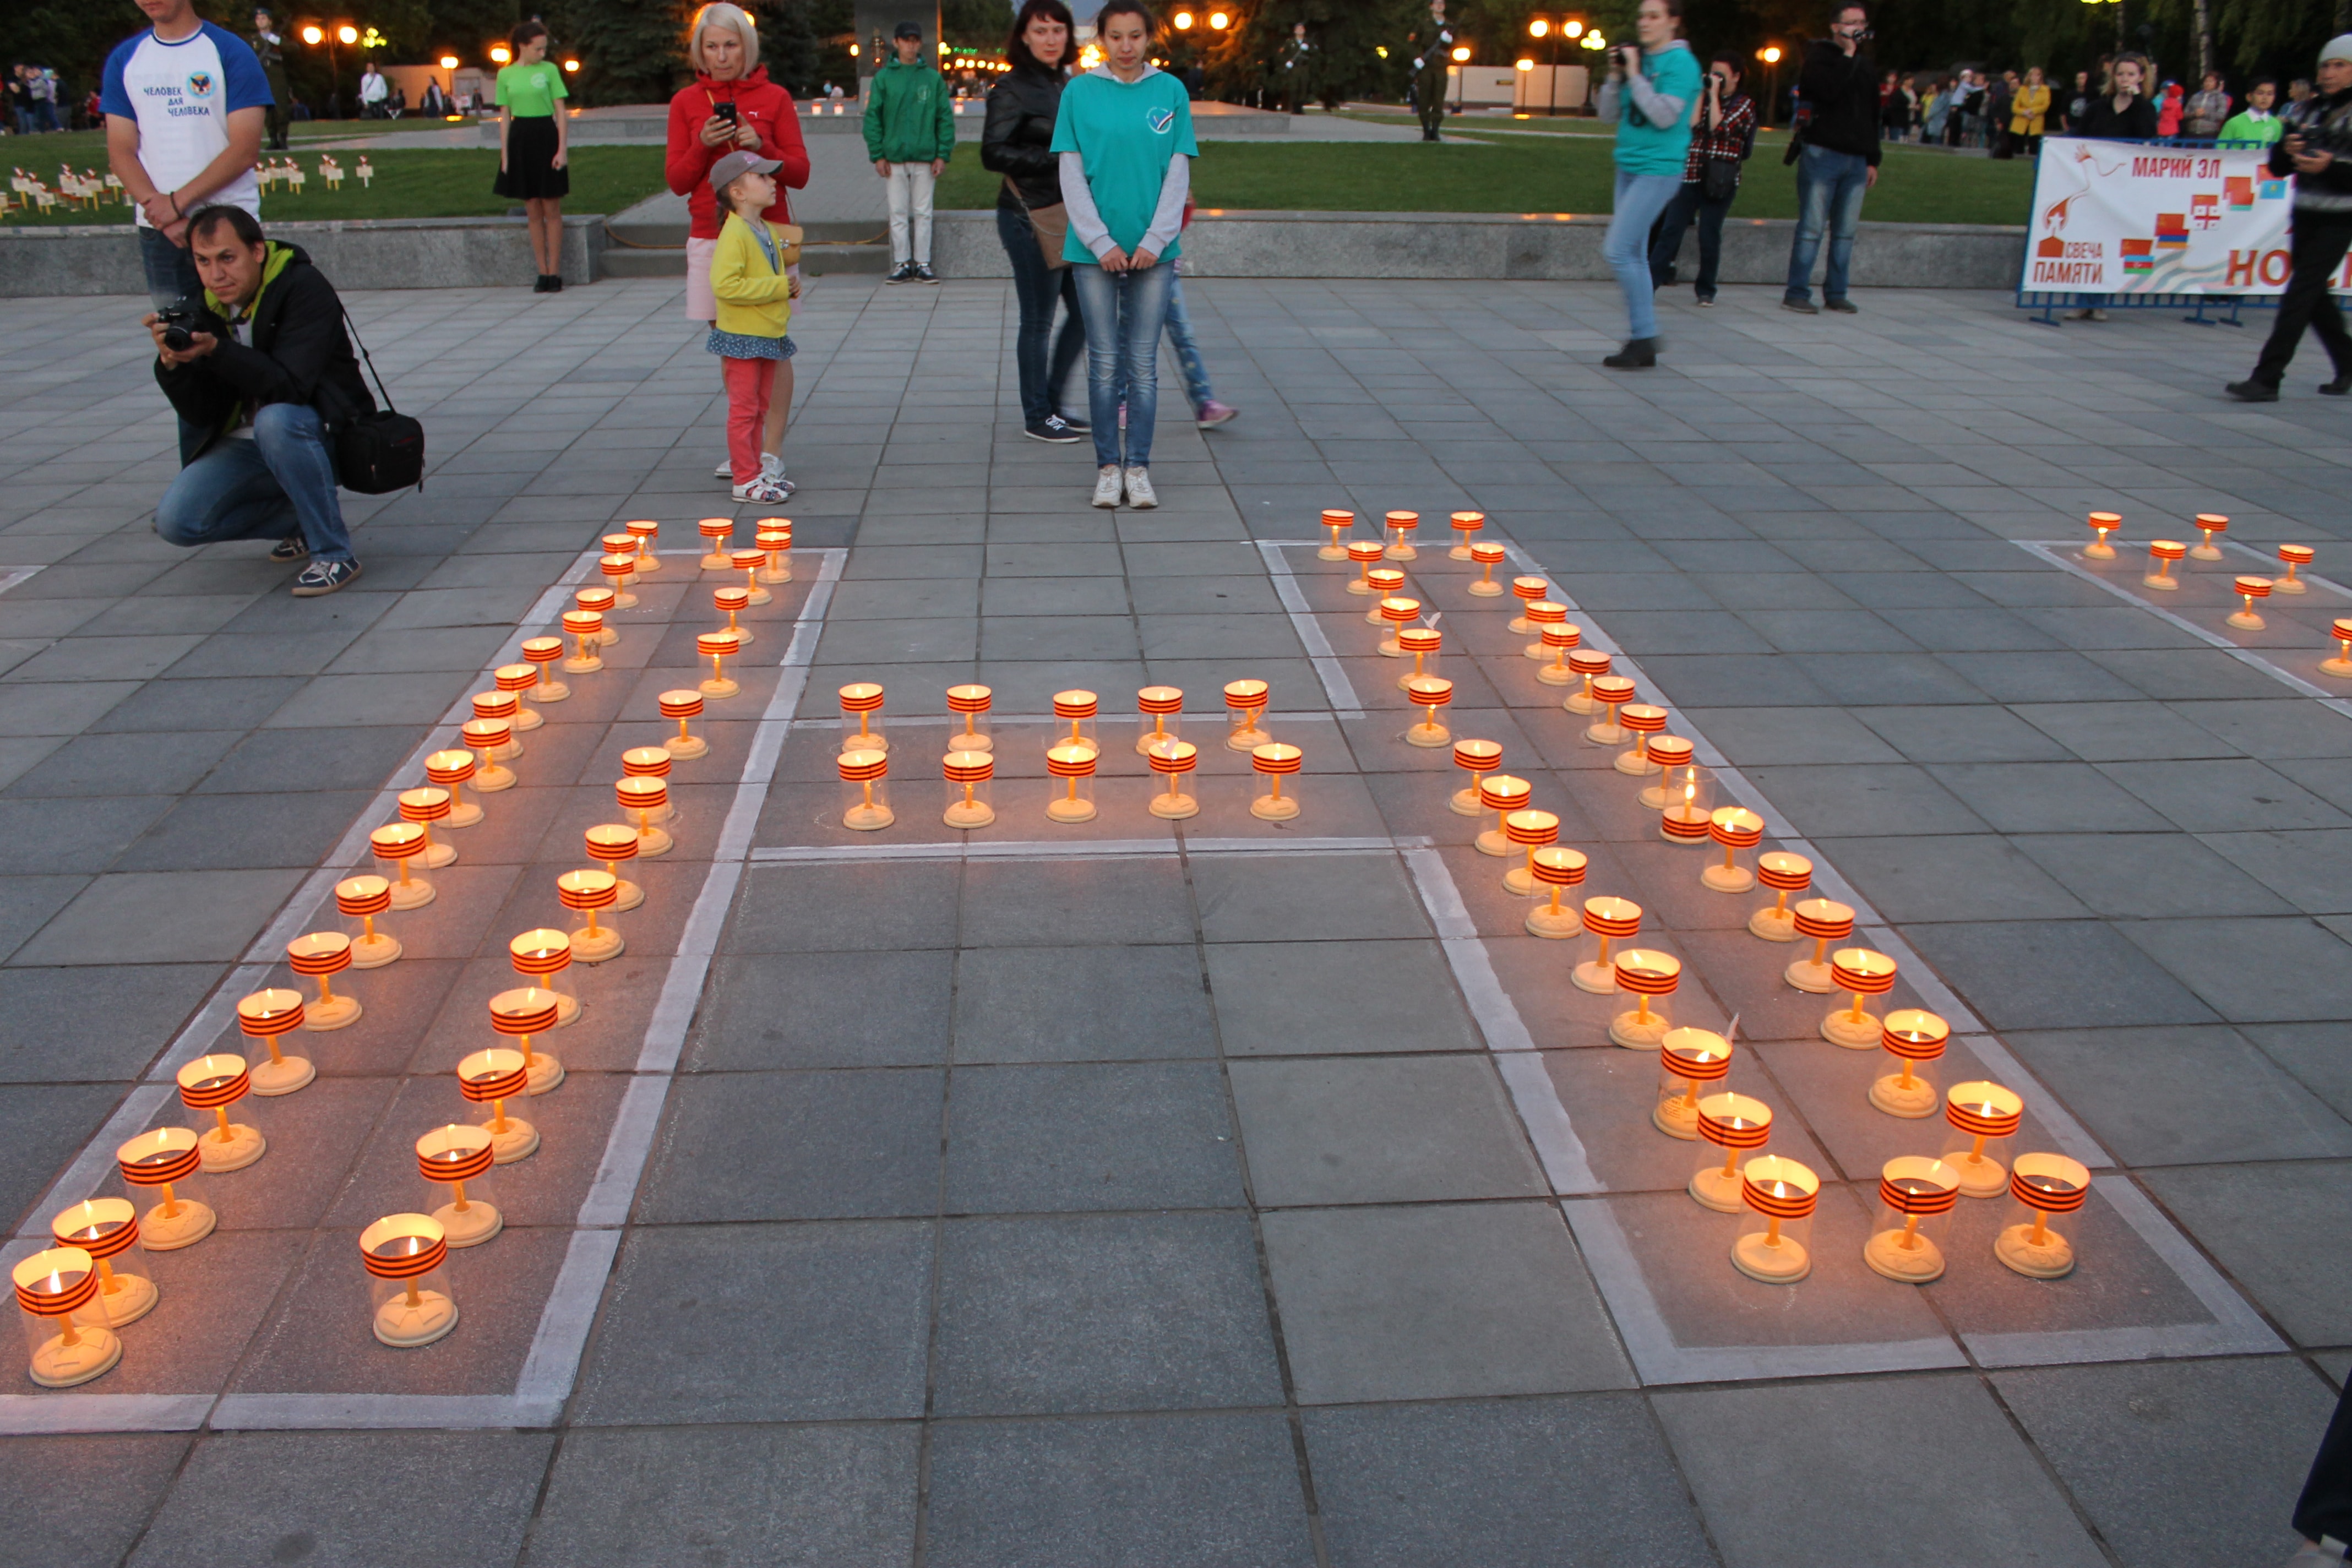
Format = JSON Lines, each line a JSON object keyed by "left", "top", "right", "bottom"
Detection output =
{"left": 204, "top": 239, "right": 298, "bottom": 436}
{"left": 863, "top": 56, "right": 955, "bottom": 164}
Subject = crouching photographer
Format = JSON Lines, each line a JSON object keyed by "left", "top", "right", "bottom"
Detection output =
{"left": 149, "top": 204, "right": 385, "bottom": 596}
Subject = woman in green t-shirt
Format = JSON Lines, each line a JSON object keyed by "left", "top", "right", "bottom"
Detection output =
{"left": 1050, "top": 0, "right": 1197, "bottom": 510}
{"left": 493, "top": 20, "right": 571, "bottom": 293}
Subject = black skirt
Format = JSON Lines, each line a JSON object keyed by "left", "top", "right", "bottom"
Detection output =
{"left": 494, "top": 114, "right": 570, "bottom": 200}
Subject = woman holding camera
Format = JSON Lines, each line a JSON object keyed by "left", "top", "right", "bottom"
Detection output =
{"left": 1595, "top": 0, "right": 1702, "bottom": 368}
{"left": 666, "top": 2, "right": 810, "bottom": 487}
{"left": 1648, "top": 53, "right": 1755, "bottom": 308}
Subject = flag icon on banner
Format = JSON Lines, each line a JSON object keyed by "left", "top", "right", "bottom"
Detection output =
{"left": 2261, "top": 179, "right": 2288, "bottom": 200}
{"left": 2225, "top": 176, "right": 2255, "bottom": 210}
{"left": 2155, "top": 213, "right": 2190, "bottom": 251}
{"left": 2121, "top": 237, "right": 2154, "bottom": 275}
{"left": 2191, "top": 193, "right": 2220, "bottom": 228}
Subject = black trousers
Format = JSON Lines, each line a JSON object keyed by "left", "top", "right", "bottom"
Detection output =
{"left": 2296, "top": 1381, "right": 2352, "bottom": 1546}
{"left": 1648, "top": 182, "right": 1735, "bottom": 297}
{"left": 1415, "top": 79, "right": 1445, "bottom": 137}
{"left": 2253, "top": 209, "right": 2352, "bottom": 388}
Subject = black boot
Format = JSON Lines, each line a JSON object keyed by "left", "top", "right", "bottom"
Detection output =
{"left": 1603, "top": 338, "right": 1659, "bottom": 370}
{"left": 2321, "top": 373, "right": 2351, "bottom": 396}
{"left": 2224, "top": 378, "right": 2279, "bottom": 402}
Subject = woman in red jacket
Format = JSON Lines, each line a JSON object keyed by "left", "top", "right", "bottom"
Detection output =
{"left": 668, "top": 2, "right": 810, "bottom": 488}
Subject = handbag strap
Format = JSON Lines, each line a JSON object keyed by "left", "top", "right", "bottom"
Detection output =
{"left": 339, "top": 306, "right": 398, "bottom": 416}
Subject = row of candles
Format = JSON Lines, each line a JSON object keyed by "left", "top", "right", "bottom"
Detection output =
{"left": 2083, "top": 510, "right": 2351, "bottom": 670}
{"left": 13, "top": 519, "right": 793, "bottom": 1383}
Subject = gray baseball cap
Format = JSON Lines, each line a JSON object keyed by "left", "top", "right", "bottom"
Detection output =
{"left": 708, "top": 150, "right": 781, "bottom": 194}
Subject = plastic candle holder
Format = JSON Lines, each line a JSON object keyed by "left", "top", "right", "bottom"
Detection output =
{"left": 2226, "top": 574, "right": 2272, "bottom": 631}
{"left": 584, "top": 825, "right": 645, "bottom": 911}
{"left": 696, "top": 631, "right": 740, "bottom": 698}
{"left": 1250, "top": 742, "right": 1303, "bottom": 821}
{"left": 1574, "top": 896, "right": 1642, "bottom": 994}
{"left": 755, "top": 521, "right": 793, "bottom": 584}
{"left": 416, "top": 1124, "right": 500, "bottom": 1249}
{"left": 560, "top": 609, "right": 606, "bottom": 672}
{"left": 624, "top": 518, "right": 661, "bottom": 572}
{"left": 491, "top": 986, "right": 564, "bottom": 1099}
{"left": 1224, "top": 679, "right": 1271, "bottom": 752}
{"left": 1870, "top": 1008, "right": 1948, "bottom": 1119}
{"left": 521, "top": 635, "right": 569, "bottom": 703}
{"left": 1654, "top": 1026, "right": 1732, "bottom": 1140}
{"left": 360, "top": 1213, "right": 456, "bottom": 1348}
{"left": 1691, "top": 1093, "right": 1771, "bottom": 1211}
{"left": 598, "top": 551, "right": 638, "bottom": 608}
{"left": 1521, "top": 620, "right": 1574, "bottom": 688}
{"left": 1616, "top": 703, "right": 1667, "bottom": 773}
{"left": 1784, "top": 898, "right": 1855, "bottom": 991}
{"left": 618, "top": 775, "right": 673, "bottom": 858}
{"left": 1046, "top": 743, "right": 1098, "bottom": 823}
{"left": 1147, "top": 738, "right": 1200, "bottom": 820}
{"left": 1319, "top": 507, "right": 1354, "bottom": 560}
{"left": 1501, "top": 808, "right": 1559, "bottom": 895}
{"left": 620, "top": 744, "right": 677, "bottom": 818}
{"left": 839, "top": 749, "right": 892, "bottom": 831}
{"left": 1525, "top": 846, "right": 1588, "bottom": 938}
{"left": 1135, "top": 686, "right": 1185, "bottom": 754}
{"left": 1866, "top": 1156, "right": 1961, "bottom": 1283}
{"left": 1376, "top": 596, "right": 1420, "bottom": 658}
{"left": 14, "top": 1248, "right": 118, "bottom": 1388}
{"left": 573, "top": 587, "right": 619, "bottom": 650}
{"left": 1345, "top": 540, "right": 1386, "bottom": 594}
{"left": 335, "top": 873, "right": 400, "bottom": 968}
{"left": 1450, "top": 738, "right": 1502, "bottom": 816}
{"left": 369, "top": 823, "right": 436, "bottom": 910}
{"left": 116, "top": 1127, "right": 213, "bottom": 1251}
{"left": 714, "top": 585, "right": 754, "bottom": 645}
{"left": 732, "top": 547, "right": 771, "bottom": 605}
{"left": 1467, "top": 541, "right": 1508, "bottom": 596}
{"left": 1658, "top": 759, "right": 1714, "bottom": 844}
{"left": 469, "top": 691, "right": 524, "bottom": 760}
{"left": 1051, "top": 690, "right": 1099, "bottom": 755}
{"left": 2190, "top": 511, "right": 2229, "bottom": 560}
{"left": 1564, "top": 649, "right": 1613, "bottom": 714}
{"left": 944, "top": 750, "right": 995, "bottom": 829}
{"left": 659, "top": 689, "right": 709, "bottom": 759}
{"left": 946, "top": 683, "right": 994, "bottom": 753}
{"left": 1733, "top": 1155, "right": 1820, "bottom": 1284}
{"left": 1507, "top": 576, "right": 1549, "bottom": 633}
{"left": 178, "top": 1053, "right": 263, "bottom": 1173}
{"left": 1363, "top": 568, "right": 1407, "bottom": 623}
{"left": 51, "top": 1197, "right": 156, "bottom": 1329}
{"left": 456, "top": 1045, "right": 538, "bottom": 1163}
{"left": 510, "top": 927, "right": 579, "bottom": 1030}
{"left": 2143, "top": 539, "right": 2186, "bottom": 590}
{"left": 1997, "top": 1152, "right": 2090, "bottom": 1278}
{"left": 1448, "top": 509, "right": 1484, "bottom": 560}
{"left": 2326, "top": 620, "right": 2352, "bottom": 678}
{"left": 1703, "top": 807, "right": 1765, "bottom": 892}
{"left": 598, "top": 530, "right": 636, "bottom": 564}
{"left": 1523, "top": 600, "right": 1567, "bottom": 662}
{"left": 1404, "top": 676, "right": 1453, "bottom": 748}
{"left": 698, "top": 515, "right": 736, "bottom": 569}
{"left": 231, "top": 988, "right": 314, "bottom": 1108}
{"left": 398, "top": 786, "right": 457, "bottom": 868}
{"left": 493, "top": 662, "right": 545, "bottom": 732}
{"left": 1748, "top": 851, "right": 1814, "bottom": 941}
{"left": 1638, "top": 737, "right": 1694, "bottom": 809}
{"left": 460, "top": 718, "right": 515, "bottom": 791}
{"left": 556, "top": 869, "right": 624, "bottom": 962}
{"left": 1383, "top": 509, "right": 1419, "bottom": 559}
{"left": 424, "top": 748, "right": 483, "bottom": 828}
{"left": 1823, "top": 946, "right": 1898, "bottom": 1047}
{"left": 1474, "top": 773, "right": 1532, "bottom": 856}
{"left": 1609, "top": 949, "right": 1680, "bottom": 1049}
{"left": 2275, "top": 543, "right": 2313, "bottom": 594}
{"left": 1942, "top": 1080, "right": 2024, "bottom": 1199}
{"left": 1582, "top": 675, "right": 1633, "bottom": 747}
{"left": 1392, "top": 630, "right": 1430, "bottom": 691}
{"left": 2084, "top": 510, "right": 2121, "bottom": 560}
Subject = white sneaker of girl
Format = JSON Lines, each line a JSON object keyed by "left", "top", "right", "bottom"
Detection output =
{"left": 1122, "top": 467, "right": 1156, "bottom": 509}
{"left": 1092, "top": 466, "right": 1124, "bottom": 509}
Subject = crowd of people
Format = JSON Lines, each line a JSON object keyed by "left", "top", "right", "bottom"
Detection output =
{"left": 1871, "top": 60, "right": 2301, "bottom": 155}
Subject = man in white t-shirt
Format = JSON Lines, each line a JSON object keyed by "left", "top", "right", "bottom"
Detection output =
{"left": 102, "top": 0, "right": 271, "bottom": 308}
{"left": 359, "top": 64, "right": 388, "bottom": 118}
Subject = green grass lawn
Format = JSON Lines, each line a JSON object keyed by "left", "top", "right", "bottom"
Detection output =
{"left": 937, "top": 134, "right": 2034, "bottom": 226}
{"left": 3, "top": 144, "right": 666, "bottom": 225}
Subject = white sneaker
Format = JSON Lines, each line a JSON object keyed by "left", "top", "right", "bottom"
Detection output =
{"left": 732, "top": 477, "right": 793, "bottom": 503}
{"left": 714, "top": 459, "right": 732, "bottom": 480}
{"left": 1123, "top": 466, "right": 1156, "bottom": 509}
{"left": 1092, "top": 466, "right": 1124, "bottom": 509}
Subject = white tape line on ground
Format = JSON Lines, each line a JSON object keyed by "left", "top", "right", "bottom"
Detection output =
{"left": 1256, "top": 537, "right": 1360, "bottom": 712}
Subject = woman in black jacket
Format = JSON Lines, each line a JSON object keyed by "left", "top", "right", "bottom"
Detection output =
{"left": 983, "top": 0, "right": 1086, "bottom": 442}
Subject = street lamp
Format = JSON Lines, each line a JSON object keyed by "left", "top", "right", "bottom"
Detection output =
{"left": 1173, "top": 9, "right": 1194, "bottom": 28}
{"left": 1757, "top": 45, "right": 1783, "bottom": 126}
{"left": 300, "top": 24, "right": 323, "bottom": 45}
{"left": 337, "top": 24, "right": 357, "bottom": 45}
{"left": 1208, "top": 11, "right": 1229, "bottom": 30}
{"left": 489, "top": 43, "right": 513, "bottom": 64}
{"left": 1450, "top": 42, "right": 1471, "bottom": 113}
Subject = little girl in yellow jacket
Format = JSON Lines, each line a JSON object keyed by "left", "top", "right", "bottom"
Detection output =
{"left": 706, "top": 150, "right": 801, "bottom": 503}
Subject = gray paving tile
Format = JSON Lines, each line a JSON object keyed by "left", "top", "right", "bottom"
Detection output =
{"left": 13, "top": 868, "right": 304, "bottom": 965}
{"left": 1936, "top": 761, "right": 2177, "bottom": 834}
{"left": 1821, "top": 833, "right": 2089, "bottom": 922}
{"left": 945, "top": 1061, "right": 1243, "bottom": 1212}
{"left": 1230, "top": 1055, "right": 1545, "bottom": 1205}
{"left": 957, "top": 857, "right": 1196, "bottom": 947}
{"left": 0, "top": 1433, "right": 192, "bottom": 1567}
{"left": 693, "top": 949, "right": 954, "bottom": 1069}
{"left": 952, "top": 944, "right": 1214, "bottom": 1061}
{"left": 2121, "top": 917, "right": 2352, "bottom": 1023}
{"left": 1, "top": 728, "right": 239, "bottom": 797}
{"left": 637, "top": 1069, "right": 944, "bottom": 1221}
{"left": 0, "top": 962, "right": 214, "bottom": 1082}
{"left": 113, "top": 789, "right": 372, "bottom": 872}
{"left": 2011, "top": 831, "right": 2299, "bottom": 918}
{"left": 2103, "top": 758, "right": 2352, "bottom": 833}
{"left": 1191, "top": 851, "right": 1431, "bottom": 943}
{"left": 1741, "top": 763, "right": 1989, "bottom": 838}
{"left": 1855, "top": 703, "right": 2077, "bottom": 763}
{"left": 729, "top": 860, "right": 961, "bottom": 952}
{"left": 1203, "top": 938, "right": 1483, "bottom": 1056}
{"left": 85, "top": 674, "right": 303, "bottom": 732}
{"left": 1903, "top": 919, "right": 2219, "bottom": 1030}
{"left": 194, "top": 724, "right": 420, "bottom": 794}
{"left": 2203, "top": 830, "right": 2352, "bottom": 916}
{"left": 2141, "top": 1161, "right": 2352, "bottom": 1346}
{"left": 2007, "top": 1024, "right": 2352, "bottom": 1165}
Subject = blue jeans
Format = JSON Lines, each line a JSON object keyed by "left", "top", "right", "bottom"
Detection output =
{"left": 1649, "top": 182, "right": 1735, "bottom": 299}
{"left": 1785, "top": 144, "right": 1870, "bottom": 304}
{"left": 995, "top": 202, "right": 1086, "bottom": 427}
{"left": 156, "top": 402, "right": 356, "bottom": 562}
{"left": 1071, "top": 258, "right": 1175, "bottom": 469}
{"left": 1603, "top": 169, "right": 1684, "bottom": 341}
{"left": 140, "top": 225, "right": 201, "bottom": 311}
{"left": 1162, "top": 273, "right": 1215, "bottom": 411}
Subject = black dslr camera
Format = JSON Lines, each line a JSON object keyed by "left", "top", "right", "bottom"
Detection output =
{"left": 155, "top": 297, "right": 217, "bottom": 353}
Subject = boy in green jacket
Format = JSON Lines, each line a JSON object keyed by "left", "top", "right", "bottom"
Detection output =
{"left": 865, "top": 20, "right": 954, "bottom": 282}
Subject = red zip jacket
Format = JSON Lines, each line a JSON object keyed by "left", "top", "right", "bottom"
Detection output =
{"left": 665, "top": 66, "right": 810, "bottom": 239}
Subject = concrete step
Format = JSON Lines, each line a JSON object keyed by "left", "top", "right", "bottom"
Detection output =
{"left": 595, "top": 240, "right": 889, "bottom": 279}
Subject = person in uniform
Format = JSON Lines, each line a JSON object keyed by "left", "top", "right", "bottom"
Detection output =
{"left": 1277, "top": 22, "right": 1312, "bottom": 115}
{"left": 252, "top": 8, "right": 291, "bottom": 150}
{"left": 1406, "top": 0, "right": 1456, "bottom": 140}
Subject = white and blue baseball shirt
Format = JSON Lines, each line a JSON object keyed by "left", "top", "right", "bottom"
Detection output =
{"left": 101, "top": 21, "right": 273, "bottom": 226}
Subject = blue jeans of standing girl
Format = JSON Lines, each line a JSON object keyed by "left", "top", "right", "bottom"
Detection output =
{"left": 1072, "top": 258, "right": 1175, "bottom": 469}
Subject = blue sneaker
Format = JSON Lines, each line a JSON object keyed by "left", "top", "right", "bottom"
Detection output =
{"left": 269, "top": 535, "right": 309, "bottom": 563}
{"left": 291, "top": 558, "right": 362, "bottom": 597}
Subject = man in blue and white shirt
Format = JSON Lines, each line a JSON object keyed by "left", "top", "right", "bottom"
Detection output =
{"left": 102, "top": 0, "right": 271, "bottom": 308}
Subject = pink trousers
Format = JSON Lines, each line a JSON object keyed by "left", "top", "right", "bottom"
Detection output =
{"left": 722, "top": 356, "right": 777, "bottom": 486}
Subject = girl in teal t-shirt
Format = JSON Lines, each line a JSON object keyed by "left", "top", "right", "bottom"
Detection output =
{"left": 1594, "top": 0, "right": 1701, "bottom": 367}
{"left": 1051, "top": 0, "right": 1197, "bottom": 509}
{"left": 492, "top": 20, "right": 570, "bottom": 292}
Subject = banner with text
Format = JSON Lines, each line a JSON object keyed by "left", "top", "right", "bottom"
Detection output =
{"left": 2021, "top": 137, "right": 2347, "bottom": 297}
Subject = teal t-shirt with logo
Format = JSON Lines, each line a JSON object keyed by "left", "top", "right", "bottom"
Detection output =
{"left": 1613, "top": 42, "right": 1701, "bottom": 177}
{"left": 1050, "top": 67, "right": 1199, "bottom": 264}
